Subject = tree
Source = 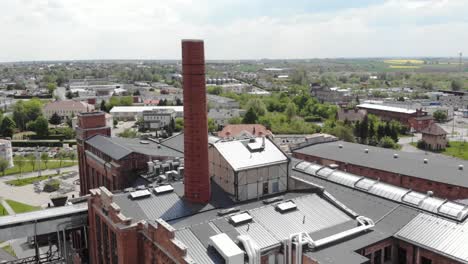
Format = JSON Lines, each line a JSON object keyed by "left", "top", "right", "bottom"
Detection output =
{"left": 113, "top": 119, "right": 118, "bottom": 128}
{"left": 207, "top": 86, "right": 223, "bottom": 95}
{"left": 100, "top": 100, "right": 107, "bottom": 112}
{"left": 175, "top": 98, "right": 183, "bottom": 106}
{"left": 26, "top": 154, "right": 36, "bottom": 171}
{"left": 243, "top": 108, "right": 259, "bottom": 124}
{"left": 41, "top": 153, "right": 50, "bottom": 169}
{"left": 208, "top": 118, "right": 217, "bottom": 133}
{"left": 378, "top": 136, "right": 398, "bottom": 149}
{"left": 0, "top": 158, "right": 9, "bottom": 176}
{"left": 246, "top": 99, "right": 267, "bottom": 116}
{"left": 175, "top": 118, "right": 184, "bottom": 132}
{"left": 47, "top": 82, "right": 57, "bottom": 94}
{"left": 29, "top": 116, "right": 49, "bottom": 137}
{"left": 15, "top": 156, "right": 26, "bottom": 180}
{"left": 377, "top": 124, "right": 386, "bottom": 140}
{"left": 451, "top": 79, "right": 464, "bottom": 91}
{"left": 118, "top": 128, "right": 138, "bottom": 138}
{"left": 49, "top": 112, "right": 62, "bottom": 125}
{"left": 0, "top": 116, "right": 16, "bottom": 138}
{"left": 133, "top": 90, "right": 141, "bottom": 96}
{"left": 12, "top": 101, "right": 27, "bottom": 130}
{"left": 228, "top": 117, "right": 242, "bottom": 124}
{"left": 433, "top": 110, "right": 448, "bottom": 122}
{"left": 66, "top": 91, "right": 74, "bottom": 99}
{"left": 359, "top": 115, "right": 369, "bottom": 143}
{"left": 57, "top": 151, "right": 66, "bottom": 167}
{"left": 285, "top": 102, "right": 297, "bottom": 119}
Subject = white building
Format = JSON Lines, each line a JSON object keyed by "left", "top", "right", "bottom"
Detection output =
{"left": 110, "top": 106, "right": 183, "bottom": 120}
{"left": 0, "top": 139, "right": 14, "bottom": 168}
{"left": 209, "top": 137, "right": 289, "bottom": 201}
{"left": 142, "top": 109, "right": 177, "bottom": 130}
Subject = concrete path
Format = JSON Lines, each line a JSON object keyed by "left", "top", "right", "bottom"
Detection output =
{"left": 0, "top": 165, "right": 78, "bottom": 181}
{"left": 0, "top": 198, "right": 15, "bottom": 215}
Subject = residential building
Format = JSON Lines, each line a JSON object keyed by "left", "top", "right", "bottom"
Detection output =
{"left": 207, "top": 94, "right": 240, "bottom": 109}
{"left": 217, "top": 124, "right": 273, "bottom": 138}
{"left": 408, "top": 115, "right": 434, "bottom": 132}
{"left": 141, "top": 108, "right": 176, "bottom": 130}
{"left": 208, "top": 108, "right": 246, "bottom": 127}
{"left": 310, "top": 85, "right": 352, "bottom": 104}
{"left": 421, "top": 123, "right": 448, "bottom": 150}
{"left": 293, "top": 140, "right": 468, "bottom": 200}
{"left": 44, "top": 100, "right": 95, "bottom": 120}
{"left": 109, "top": 106, "right": 183, "bottom": 121}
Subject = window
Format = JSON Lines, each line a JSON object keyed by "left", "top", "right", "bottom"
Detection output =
{"left": 263, "top": 182, "right": 269, "bottom": 195}
{"left": 95, "top": 215, "right": 103, "bottom": 264}
{"left": 272, "top": 181, "right": 279, "bottom": 193}
{"left": 421, "top": 257, "right": 432, "bottom": 264}
{"left": 111, "top": 231, "right": 118, "bottom": 264}
{"left": 398, "top": 247, "right": 407, "bottom": 264}
{"left": 374, "top": 249, "right": 382, "bottom": 264}
{"left": 384, "top": 246, "right": 392, "bottom": 261}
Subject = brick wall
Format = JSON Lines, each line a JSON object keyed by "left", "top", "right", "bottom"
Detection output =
{"left": 292, "top": 152, "right": 468, "bottom": 200}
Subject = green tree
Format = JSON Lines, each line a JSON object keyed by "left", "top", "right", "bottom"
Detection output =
{"left": 41, "top": 153, "right": 50, "bottom": 169}
{"left": 228, "top": 117, "right": 242, "bottom": 124}
{"left": 433, "top": 110, "right": 448, "bottom": 122}
{"left": 29, "top": 116, "right": 49, "bottom": 137}
{"left": 246, "top": 99, "right": 267, "bottom": 116}
{"left": 47, "top": 82, "right": 57, "bottom": 94}
{"left": 118, "top": 128, "right": 138, "bottom": 138}
{"left": 451, "top": 79, "right": 464, "bottom": 91}
{"left": 26, "top": 154, "right": 36, "bottom": 171}
{"left": 378, "top": 136, "right": 398, "bottom": 149}
{"left": 0, "top": 158, "right": 9, "bottom": 176}
{"left": 208, "top": 118, "right": 217, "bottom": 133}
{"left": 66, "top": 91, "right": 74, "bottom": 99}
{"left": 49, "top": 112, "right": 62, "bottom": 125}
{"left": 13, "top": 101, "right": 27, "bottom": 130}
{"left": 243, "top": 108, "right": 259, "bottom": 124}
{"left": 15, "top": 156, "right": 26, "bottom": 180}
{"left": 0, "top": 116, "right": 16, "bottom": 138}
{"left": 207, "top": 86, "right": 223, "bottom": 95}
{"left": 285, "top": 102, "right": 297, "bottom": 119}
{"left": 359, "top": 115, "right": 369, "bottom": 143}
{"left": 100, "top": 100, "right": 107, "bottom": 112}
{"left": 175, "top": 118, "right": 184, "bottom": 132}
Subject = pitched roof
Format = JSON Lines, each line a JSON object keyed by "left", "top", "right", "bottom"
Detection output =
{"left": 217, "top": 124, "right": 272, "bottom": 138}
{"left": 44, "top": 100, "right": 94, "bottom": 112}
{"left": 86, "top": 135, "right": 183, "bottom": 160}
{"left": 421, "top": 123, "right": 447, "bottom": 136}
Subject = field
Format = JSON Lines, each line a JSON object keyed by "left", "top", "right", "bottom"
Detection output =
{"left": 442, "top": 141, "right": 468, "bottom": 160}
{"left": 1, "top": 159, "right": 77, "bottom": 177}
{"left": 0, "top": 203, "right": 8, "bottom": 216}
{"left": 384, "top": 59, "right": 425, "bottom": 64}
{"left": 5, "top": 199, "right": 41, "bottom": 214}
{"left": 389, "top": 65, "right": 421, "bottom": 69}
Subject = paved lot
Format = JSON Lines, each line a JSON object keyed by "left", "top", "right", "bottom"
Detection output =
{"left": 0, "top": 165, "right": 79, "bottom": 207}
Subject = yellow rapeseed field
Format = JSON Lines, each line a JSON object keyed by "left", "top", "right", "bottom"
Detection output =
{"left": 388, "top": 65, "right": 421, "bottom": 69}
{"left": 384, "top": 59, "right": 424, "bottom": 64}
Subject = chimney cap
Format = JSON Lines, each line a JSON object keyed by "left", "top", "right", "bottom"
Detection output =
{"left": 424, "top": 158, "right": 428, "bottom": 164}
{"left": 182, "top": 39, "right": 204, "bottom": 43}
{"left": 364, "top": 148, "right": 369, "bottom": 153}
{"left": 393, "top": 153, "right": 398, "bottom": 158}
{"left": 459, "top": 165, "right": 464, "bottom": 170}
{"left": 339, "top": 144, "right": 343, "bottom": 148}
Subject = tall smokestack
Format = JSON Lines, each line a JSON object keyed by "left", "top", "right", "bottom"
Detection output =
{"left": 182, "top": 39, "right": 210, "bottom": 203}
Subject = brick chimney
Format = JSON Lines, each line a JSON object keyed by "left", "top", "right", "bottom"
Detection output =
{"left": 182, "top": 39, "right": 210, "bottom": 203}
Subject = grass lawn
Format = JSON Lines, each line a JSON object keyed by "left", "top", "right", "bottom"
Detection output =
{"left": 1, "top": 160, "right": 77, "bottom": 177}
{"left": 5, "top": 199, "right": 41, "bottom": 214}
{"left": 0, "top": 203, "right": 8, "bottom": 216}
{"left": 442, "top": 141, "right": 468, "bottom": 160}
{"left": 1, "top": 244, "right": 16, "bottom": 257}
{"left": 6, "top": 172, "right": 68, "bottom": 186}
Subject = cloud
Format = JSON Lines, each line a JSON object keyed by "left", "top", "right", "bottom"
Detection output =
{"left": 0, "top": 0, "right": 467, "bottom": 61}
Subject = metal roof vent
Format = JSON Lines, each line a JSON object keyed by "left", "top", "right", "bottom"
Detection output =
{"left": 459, "top": 165, "right": 464, "bottom": 170}
{"left": 329, "top": 164, "right": 339, "bottom": 169}
{"left": 364, "top": 148, "right": 369, "bottom": 153}
{"left": 154, "top": 185, "right": 174, "bottom": 194}
{"left": 427, "top": 191, "right": 434, "bottom": 197}
{"left": 338, "top": 144, "right": 343, "bottom": 148}
{"left": 263, "top": 196, "right": 284, "bottom": 204}
{"left": 393, "top": 154, "right": 398, "bottom": 159}
{"left": 275, "top": 201, "right": 297, "bottom": 213}
{"left": 140, "top": 140, "right": 150, "bottom": 144}
{"left": 424, "top": 158, "right": 428, "bottom": 164}
{"left": 230, "top": 212, "right": 253, "bottom": 225}
{"left": 129, "top": 189, "right": 151, "bottom": 200}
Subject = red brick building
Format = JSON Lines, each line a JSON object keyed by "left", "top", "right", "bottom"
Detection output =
{"left": 76, "top": 111, "right": 184, "bottom": 195}
{"left": 408, "top": 115, "right": 435, "bottom": 132}
{"left": 293, "top": 140, "right": 468, "bottom": 200}
{"left": 357, "top": 103, "right": 428, "bottom": 129}
{"left": 217, "top": 124, "right": 273, "bottom": 139}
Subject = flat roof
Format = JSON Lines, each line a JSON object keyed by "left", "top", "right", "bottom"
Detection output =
{"left": 357, "top": 103, "right": 416, "bottom": 114}
{"left": 110, "top": 106, "right": 183, "bottom": 113}
{"left": 294, "top": 141, "right": 468, "bottom": 188}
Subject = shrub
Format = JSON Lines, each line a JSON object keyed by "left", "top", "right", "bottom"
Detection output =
{"left": 43, "top": 179, "right": 61, "bottom": 192}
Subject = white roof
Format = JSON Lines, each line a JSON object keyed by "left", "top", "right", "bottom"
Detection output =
{"left": 357, "top": 103, "right": 416, "bottom": 114}
{"left": 110, "top": 106, "right": 183, "bottom": 113}
{"left": 213, "top": 138, "right": 287, "bottom": 171}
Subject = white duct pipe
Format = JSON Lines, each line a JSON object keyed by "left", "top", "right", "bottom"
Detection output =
{"left": 238, "top": 235, "right": 261, "bottom": 264}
